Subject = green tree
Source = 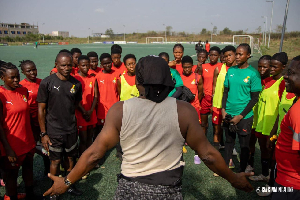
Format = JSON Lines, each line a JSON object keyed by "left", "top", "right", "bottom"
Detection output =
{"left": 256, "top": 26, "right": 262, "bottom": 34}
{"left": 166, "top": 26, "right": 172, "bottom": 36}
{"left": 201, "top": 28, "right": 207, "bottom": 34}
{"left": 105, "top": 28, "right": 114, "bottom": 37}
{"left": 275, "top": 24, "right": 287, "bottom": 33}
{"left": 222, "top": 27, "right": 232, "bottom": 35}
{"left": 213, "top": 26, "right": 217, "bottom": 34}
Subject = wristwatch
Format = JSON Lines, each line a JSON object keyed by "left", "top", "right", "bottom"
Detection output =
{"left": 64, "top": 177, "right": 72, "bottom": 187}
{"left": 40, "top": 132, "right": 48, "bottom": 138}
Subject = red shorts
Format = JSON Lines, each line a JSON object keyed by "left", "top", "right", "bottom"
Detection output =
{"left": 254, "top": 131, "right": 269, "bottom": 139}
{"left": 0, "top": 148, "right": 35, "bottom": 170}
{"left": 97, "top": 119, "right": 105, "bottom": 125}
{"left": 78, "top": 124, "right": 96, "bottom": 131}
{"left": 200, "top": 95, "right": 212, "bottom": 115}
{"left": 212, "top": 107, "right": 222, "bottom": 125}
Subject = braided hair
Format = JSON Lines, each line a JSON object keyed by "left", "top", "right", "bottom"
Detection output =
{"left": 19, "top": 60, "right": 36, "bottom": 71}
{"left": 0, "top": 62, "right": 18, "bottom": 78}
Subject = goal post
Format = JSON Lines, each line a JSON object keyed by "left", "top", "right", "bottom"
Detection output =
{"left": 233, "top": 35, "right": 254, "bottom": 55}
{"left": 146, "top": 37, "right": 164, "bottom": 44}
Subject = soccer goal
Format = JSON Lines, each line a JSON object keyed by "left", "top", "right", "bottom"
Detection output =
{"left": 233, "top": 35, "right": 254, "bottom": 55}
{"left": 146, "top": 37, "right": 164, "bottom": 44}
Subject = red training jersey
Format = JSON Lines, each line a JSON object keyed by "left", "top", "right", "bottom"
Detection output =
{"left": 275, "top": 98, "right": 300, "bottom": 190}
{"left": 0, "top": 86, "right": 36, "bottom": 156}
{"left": 88, "top": 67, "right": 102, "bottom": 76}
{"left": 74, "top": 74, "right": 97, "bottom": 127}
{"left": 19, "top": 78, "right": 42, "bottom": 126}
{"left": 96, "top": 69, "right": 119, "bottom": 120}
{"left": 202, "top": 63, "right": 222, "bottom": 96}
{"left": 112, "top": 62, "right": 127, "bottom": 77}
{"left": 205, "top": 43, "right": 210, "bottom": 52}
{"left": 180, "top": 72, "right": 201, "bottom": 111}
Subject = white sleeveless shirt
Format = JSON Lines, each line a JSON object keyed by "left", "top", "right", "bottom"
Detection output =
{"left": 120, "top": 97, "right": 185, "bottom": 177}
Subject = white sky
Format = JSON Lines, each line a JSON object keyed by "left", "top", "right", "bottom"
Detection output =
{"left": 0, "top": 0, "right": 299, "bottom": 37}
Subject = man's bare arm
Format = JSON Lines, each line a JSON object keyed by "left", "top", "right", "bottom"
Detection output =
{"left": 177, "top": 101, "right": 253, "bottom": 192}
{"left": 44, "top": 101, "right": 123, "bottom": 196}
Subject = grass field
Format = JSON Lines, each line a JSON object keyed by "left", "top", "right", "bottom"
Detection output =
{"left": 0, "top": 44, "right": 268, "bottom": 199}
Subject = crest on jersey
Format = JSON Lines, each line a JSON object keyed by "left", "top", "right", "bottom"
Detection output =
{"left": 213, "top": 116, "right": 217, "bottom": 121}
{"left": 243, "top": 76, "right": 250, "bottom": 83}
{"left": 22, "top": 95, "right": 27, "bottom": 102}
{"left": 113, "top": 77, "right": 117, "bottom": 83}
{"left": 89, "top": 82, "right": 93, "bottom": 88}
{"left": 70, "top": 85, "right": 76, "bottom": 93}
{"left": 191, "top": 79, "right": 196, "bottom": 85}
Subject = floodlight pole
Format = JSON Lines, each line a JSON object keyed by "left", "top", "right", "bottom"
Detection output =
{"left": 279, "top": 0, "right": 290, "bottom": 52}
{"left": 262, "top": 16, "right": 267, "bottom": 46}
{"left": 42, "top": 23, "right": 45, "bottom": 42}
{"left": 88, "top": 28, "right": 90, "bottom": 43}
{"left": 266, "top": 1, "right": 274, "bottom": 48}
{"left": 163, "top": 24, "right": 166, "bottom": 43}
{"left": 211, "top": 23, "right": 213, "bottom": 42}
{"left": 123, "top": 25, "right": 125, "bottom": 41}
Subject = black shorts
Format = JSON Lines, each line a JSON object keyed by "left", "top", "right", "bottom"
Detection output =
{"left": 236, "top": 116, "right": 253, "bottom": 136}
{"left": 48, "top": 133, "right": 78, "bottom": 161}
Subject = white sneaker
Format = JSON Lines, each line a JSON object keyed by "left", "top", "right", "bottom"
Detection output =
{"left": 257, "top": 184, "right": 272, "bottom": 197}
{"left": 249, "top": 174, "right": 269, "bottom": 182}
{"left": 232, "top": 148, "right": 238, "bottom": 156}
{"left": 245, "top": 165, "right": 254, "bottom": 173}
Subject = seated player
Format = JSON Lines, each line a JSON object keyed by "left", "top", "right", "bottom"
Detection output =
{"left": 117, "top": 54, "right": 139, "bottom": 101}
{"left": 159, "top": 52, "right": 184, "bottom": 99}
{"left": 249, "top": 52, "right": 287, "bottom": 182}
{"left": 0, "top": 63, "right": 38, "bottom": 200}
{"left": 111, "top": 45, "right": 126, "bottom": 76}
{"left": 74, "top": 56, "right": 98, "bottom": 172}
{"left": 87, "top": 51, "right": 102, "bottom": 76}
{"left": 200, "top": 46, "right": 222, "bottom": 136}
{"left": 180, "top": 56, "right": 204, "bottom": 164}
{"left": 95, "top": 53, "right": 119, "bottom": 134}
{"left": 70, "top": 48, "right": 82, "bottom": 75}
{"left": 19, "top": 60, "right": 50, "bottom": 176}
{"left": 271, "top": 56, "right": 300, "bottom": 200}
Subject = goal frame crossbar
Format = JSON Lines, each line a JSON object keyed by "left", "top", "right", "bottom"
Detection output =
{"left": 146, "top": 37, "right": 164, "bottom": 44}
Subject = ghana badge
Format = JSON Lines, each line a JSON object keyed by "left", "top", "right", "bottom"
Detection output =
{"left": 70, "top": 85, "right": 76, "bottom": 93}
{"left": 243, "top": 76, "right": 250, "bottom": 83}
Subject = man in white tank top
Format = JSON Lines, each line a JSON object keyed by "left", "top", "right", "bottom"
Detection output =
{"left": 44, "top": 56, "right": 254, "bottom": 199}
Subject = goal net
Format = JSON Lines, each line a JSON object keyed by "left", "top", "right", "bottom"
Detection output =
{"left": 146, "top": 37, "right": 164, "bottom": 44}
{"left": 232, "top": 35, "right": 255, "bottom": 55}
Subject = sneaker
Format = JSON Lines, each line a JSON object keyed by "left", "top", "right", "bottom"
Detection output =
{"left": 4, "top": 193, "right": 26, "bottom": 200}
{"left": 257, "top": 184, "right": 272, "bottom": 197}
{"left": 182, "top": 146, "right": 187, "bottom": 154}
{"left": 232, "top": 148, "right": 238, "bottom": 156}
{"left": 0, "top": 179, "right": 5, "bottom": 187}
{"left": 194, "top": 155, "right": 201, "bottom": 164}
{"left": 49, "top": 195, "right": 59, "bottom": 200}
{"left": 245, "top": 165, "right": 254, "bottom": 173}
{"left": 249, "top": 174, "right": 269, "bottom": 182}
{"left": 67, "top": 185, "right": 82, "bottom": 196}
{"left": 229, "top": 161, "right": 235, "bottom": 169}
{"left": 81, "top": 172, "right": 90, "bottom": 180}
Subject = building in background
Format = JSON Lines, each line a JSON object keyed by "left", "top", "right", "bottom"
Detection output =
{"left": 0, "top": 22, "right": 39, "bottom": 38}
{"left": 51, "top": 31, "right": 69, "bottom": 38}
